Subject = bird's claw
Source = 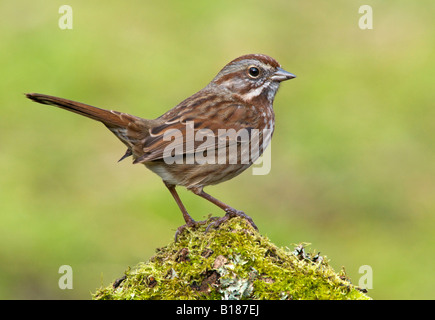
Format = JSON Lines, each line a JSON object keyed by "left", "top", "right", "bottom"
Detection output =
{"left": 174, "top": 217, "right": 218, "bottom": 242}
{"left": 205, "top": 209, "right": 258, "bottom": 233}
{"left": 175, "top": 210, "right": 258, "bottom": 241}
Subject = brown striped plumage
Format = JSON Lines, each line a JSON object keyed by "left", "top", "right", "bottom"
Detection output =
{"left": 26, "top": 54, "right": 295, "bottom": 239}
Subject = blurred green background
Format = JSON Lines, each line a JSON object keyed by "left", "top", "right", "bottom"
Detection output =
{"left": 0, "top": 0, "right": 434, "bottom": 299}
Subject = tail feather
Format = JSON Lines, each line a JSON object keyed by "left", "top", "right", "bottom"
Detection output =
{"left": 26, "top": 93, "right": 151, "bottom": 161}
{"left": 26, "top": 93, "right": 131, "bottom": 128}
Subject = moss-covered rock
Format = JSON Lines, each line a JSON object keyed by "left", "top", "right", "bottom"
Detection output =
{"left": 93, "top": 217, "right": 371, "bottom": 300}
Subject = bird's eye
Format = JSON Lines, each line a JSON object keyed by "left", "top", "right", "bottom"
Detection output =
{"left": 248, "top": 66, "right": 260, "bottom": 78}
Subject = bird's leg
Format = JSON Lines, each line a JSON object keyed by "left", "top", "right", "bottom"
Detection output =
{"left": 190, "top": 187, "right": 258, "bottom": 232}
{"left": 164, "top": 182, "right": 207, "bottom": 241}
{"left": 165, "top": 182, "right": 195, "bottom": 226}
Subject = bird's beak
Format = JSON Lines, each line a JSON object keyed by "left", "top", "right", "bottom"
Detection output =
{"left": 270, "top": 67, "right": 296, "bottom": 82}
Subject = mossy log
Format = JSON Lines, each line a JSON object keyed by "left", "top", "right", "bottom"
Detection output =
{"left": 93, "top": 217, "right": 371, "bottom": 300}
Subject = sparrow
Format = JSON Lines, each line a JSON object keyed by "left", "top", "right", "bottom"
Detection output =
{"left": 26, "top": 54, "right": 295, "bottom": 239}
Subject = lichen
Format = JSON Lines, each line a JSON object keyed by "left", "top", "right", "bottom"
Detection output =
{"left": 93, "top": 217, "right": 371, "bottom": 300}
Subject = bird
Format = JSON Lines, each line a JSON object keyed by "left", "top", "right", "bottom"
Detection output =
{"left": 26, "top": 54, "right": 296, "bottom": 239}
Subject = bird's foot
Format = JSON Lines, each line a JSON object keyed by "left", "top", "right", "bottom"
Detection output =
{"left": 174, "top": 210, "right": 257, "bottom": 241}
{"left": 205, "top": 209, "right": 258, "bottom": 233}
{"left": 174, "top": 216, "right": 218, "bottom": 242}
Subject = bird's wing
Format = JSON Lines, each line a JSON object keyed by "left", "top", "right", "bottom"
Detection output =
{"left": 134, "top": 100, "right": 263, "bottom": 164}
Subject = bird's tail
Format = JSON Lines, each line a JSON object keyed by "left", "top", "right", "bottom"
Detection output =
{"left": 26, "top": 93, "right": 134, "bottom": 128}
{"left": 26, "top": 93, "right": 150, "bottom": 161}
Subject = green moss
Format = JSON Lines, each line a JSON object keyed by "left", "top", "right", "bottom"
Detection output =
{"left": 93, "top": 217, "right": 371, "bottom": 300}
